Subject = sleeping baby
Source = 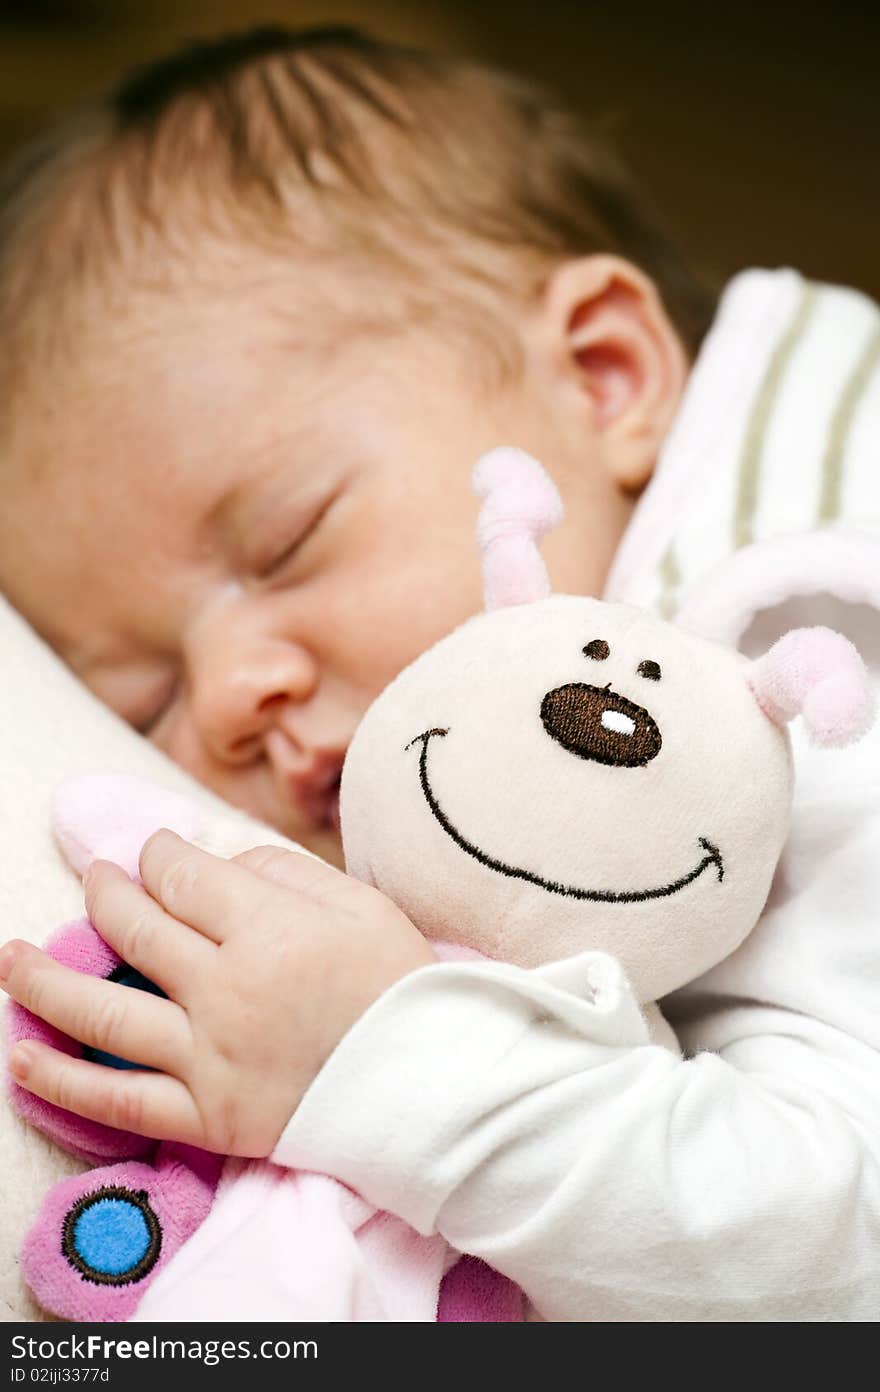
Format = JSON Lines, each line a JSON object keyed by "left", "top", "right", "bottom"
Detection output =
{"left": 1, "top": 26, "right": 880, "bottom": 1320}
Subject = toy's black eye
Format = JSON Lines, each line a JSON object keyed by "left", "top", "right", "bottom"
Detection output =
{"left": 583, "top": 639, "right": 610, "bottom": 661}
{"left": 638, "top": 659, "right": 661, "bottom": 681}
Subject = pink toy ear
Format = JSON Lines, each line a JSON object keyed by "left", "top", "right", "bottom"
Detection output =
{"left": 747, "top": 627, "right": 875, "bottom": 748}
{"left": 472, "top": 448, "right": 564, "bottom": 610}
{"left": 52, "top": 774, "right": 204, "bottom": 880}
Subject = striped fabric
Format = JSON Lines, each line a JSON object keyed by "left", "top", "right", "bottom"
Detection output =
{"left": 605, "top": 269, "right": 880, "bottom": 622}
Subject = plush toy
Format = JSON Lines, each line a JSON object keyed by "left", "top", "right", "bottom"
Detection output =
{"left": 7, "top": 781, "right": 516, "bottom": 1322}
{"left": 6, "top": 784, "right": 230, "bottom": 1320}
{"left": 6, "top": 448, "right": 874, "bottom": 1322}
{"left": 344, "top": 448, "right": 872, "bottom": 1046}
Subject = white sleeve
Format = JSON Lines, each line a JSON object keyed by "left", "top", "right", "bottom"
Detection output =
{"left": 272, "top": 731, "right": 880, "bottom": 1322}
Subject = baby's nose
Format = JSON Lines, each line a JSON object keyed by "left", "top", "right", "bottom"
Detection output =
{"left": 540, "top": 683, "right": 661, "bottom": 767}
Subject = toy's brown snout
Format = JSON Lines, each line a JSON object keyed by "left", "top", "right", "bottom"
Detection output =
{"left": 540, "top": 683, "right": 662, "bottom": 768}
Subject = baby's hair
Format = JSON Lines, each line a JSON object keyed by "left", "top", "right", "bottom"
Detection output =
{"left": 0, "top": 25, "right": 715, "bottom": 415}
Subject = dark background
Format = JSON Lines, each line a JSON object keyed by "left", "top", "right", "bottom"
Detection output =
{"left": 1, "top": 0, "right": 878, "bottom": 300}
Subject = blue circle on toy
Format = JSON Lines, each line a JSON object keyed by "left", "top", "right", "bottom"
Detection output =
{"left": 71, "top": 1194, "right": 153, "bottom": 1276}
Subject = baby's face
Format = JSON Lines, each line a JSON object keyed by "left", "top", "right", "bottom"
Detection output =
{"left": 0, "top": 271, "right": 635, "bottom": 865}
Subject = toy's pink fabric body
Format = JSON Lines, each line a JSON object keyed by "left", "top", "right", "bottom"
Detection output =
{"left": 128, "top": 1155, "right": 521, "bottom": 1323}
{"left": 6, "top": 775, "right": 521, "bottom": 1322}
{"left": 8, "top": 920, "right": 152, "bottom": 1163}
{"left": 8, "top": 917, "right": 223, "bottom": 1320}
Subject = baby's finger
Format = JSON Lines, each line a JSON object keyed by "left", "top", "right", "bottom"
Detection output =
{"left": 232, "top": 844, "right": 337, "bottom": 896}
{"left": 0, "top": 940, "right": 190, "bottom": 1074}
{"left": 139, "top": 829, "right": 277, "bottom": 942}
{"left": 7, "top": 1040, "right": 203, "bottom": 1145}
{"left": 84, "top": 859, "right": 214, "bottom": 994}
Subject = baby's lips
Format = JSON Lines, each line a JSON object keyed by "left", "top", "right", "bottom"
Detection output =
{"left": 264, "top": 730, "right": 346, "bottom": 830}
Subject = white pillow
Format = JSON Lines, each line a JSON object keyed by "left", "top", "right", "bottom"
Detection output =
{"left": 0, "top": 593, "right": 296, "bottom": 1321}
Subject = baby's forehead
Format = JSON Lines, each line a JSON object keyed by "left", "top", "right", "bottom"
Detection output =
{"left": 14, "top": 214, "right": 385, "bottom": 424}
{"left": 11, "top": 249, "right": 350, "bottom": 467}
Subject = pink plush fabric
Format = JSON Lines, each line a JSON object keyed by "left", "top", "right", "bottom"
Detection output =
{"left": 22, "top": 1143, "right": 220, "bottom": 1322}
{"left": 7, "top": 920, "right": 152, "bottom": 1162}
{"left": 7, "top": 774, "right": 521, "bottom": 1323}
{"left": 472, "top": 448, "right": 564, "bottom": 610}
{"left": 438, "top": 1255, "right": 524, "bottom": 1322}
{"left": 53, "top": 774, "right": 204, "bottom": 881}
{"left": 130, "top": 1160, "right": 454, "bottom": 1322}
{"left": 748, "top": 626, "right": 875, "bottom": 747}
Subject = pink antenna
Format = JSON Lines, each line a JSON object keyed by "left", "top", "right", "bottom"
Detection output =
{"left": 747, "top": 627, "right": 875, "bottom": 748}
{"left": 472, "top": 448, "right": 565, "bottom": 611}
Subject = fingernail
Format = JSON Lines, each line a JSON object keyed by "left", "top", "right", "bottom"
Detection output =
{"left": 84, "top": 859, "right": 106, "bottom": 888}
{"left": 0, "top": 943, "right": 17, "bottom": 982}
{"left": 9, "top": 1043, "right": 33, "bottom": 1081}
{"left": 143, "top": 828, "right": 178, "bottom": 853}
{"left": 84, "top": 859, "right": 114, "bottom": 896}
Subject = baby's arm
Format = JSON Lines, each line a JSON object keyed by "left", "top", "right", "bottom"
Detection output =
{"left": 273, "top": 748, "right": 880, "bottom": 1322}
{"left": 273, "top": 949, "right": 880, "bottom": 1321}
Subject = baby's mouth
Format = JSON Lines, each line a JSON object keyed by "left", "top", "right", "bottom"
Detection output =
{"left": 406, "top": 727, "right": 724, "bottom": 902}
{"left": 328, "top": 778, "right": 342, "bottom": 833}
{"left": 267, "top": 732, "right": 346, "bottom": 833}
{"left": 298, "top": 769, "right": 343, "bottom": 832}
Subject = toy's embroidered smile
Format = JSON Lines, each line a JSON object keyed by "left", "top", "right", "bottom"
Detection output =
{"left": 406, "top": 728, "right": 724, "bottom": 903}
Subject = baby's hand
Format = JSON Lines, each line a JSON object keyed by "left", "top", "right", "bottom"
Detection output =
{"left": 0, "top": 833, "right": 435, "bottom": 1156}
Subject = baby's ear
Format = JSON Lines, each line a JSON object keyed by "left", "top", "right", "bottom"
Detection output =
{"left": 747, "top": 627, "right": 875, "bottom": 748}
{"left": 52, "top": 774, "right": 203, "bottom": 880}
